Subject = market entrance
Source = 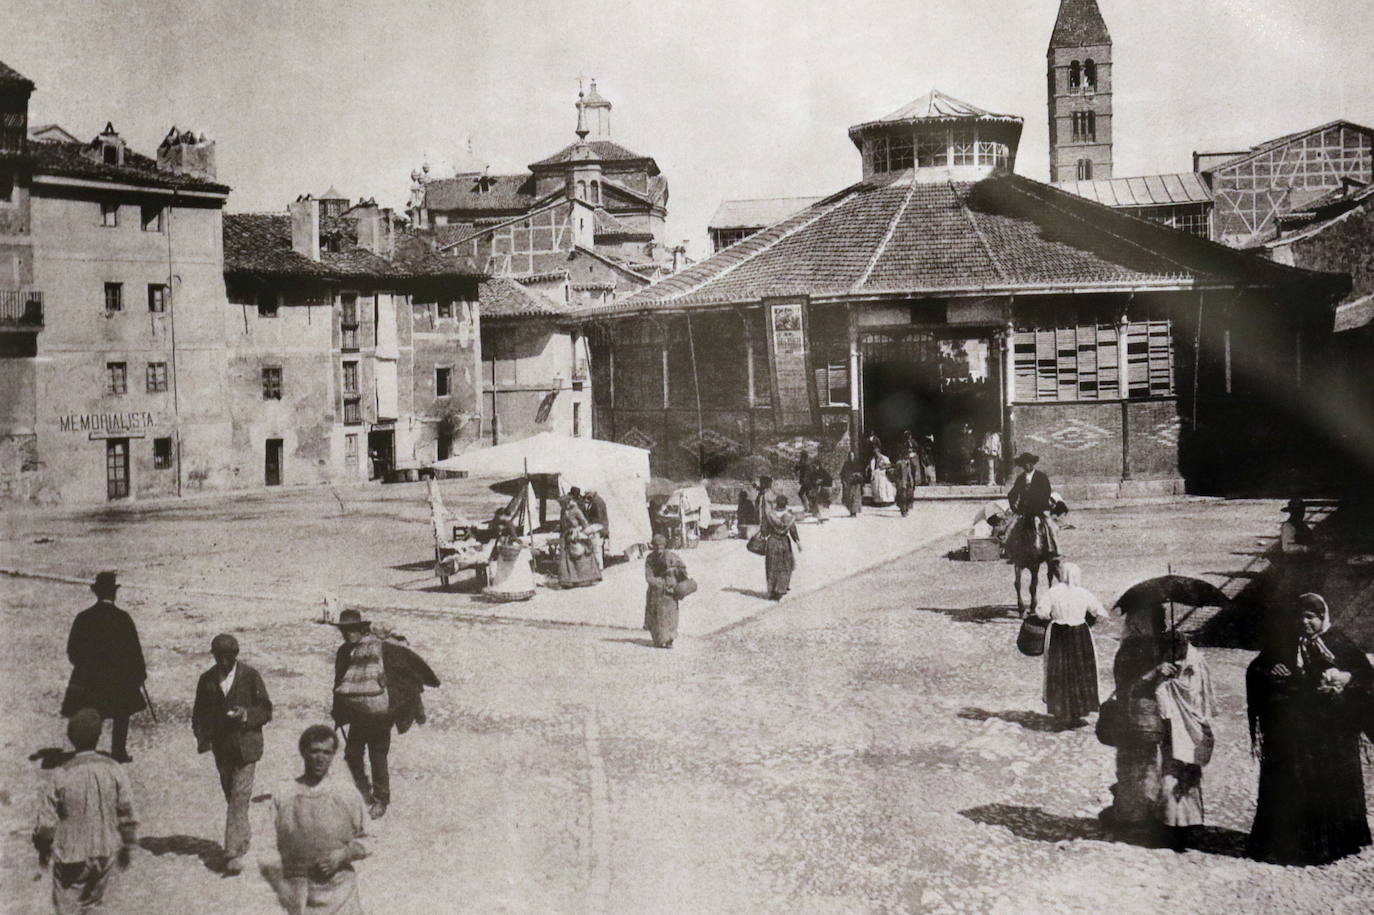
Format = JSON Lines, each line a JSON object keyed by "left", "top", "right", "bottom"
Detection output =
{"left": 860, "top": 329, "right": 1001, "bottom": 484}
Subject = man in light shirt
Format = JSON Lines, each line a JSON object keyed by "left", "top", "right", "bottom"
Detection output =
{"left": 273, "top": 724, "right": 369, "bottom": 915}
{"left": 191, "top": 633, "right": 273, "bottom": 875}
{"left": 33, "top": 707, "right": 138, "bottom": 913}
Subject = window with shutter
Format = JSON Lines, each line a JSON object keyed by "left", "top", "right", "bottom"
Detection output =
{"left": 1012, "top": 324, "right": 1128, "bottom": 402}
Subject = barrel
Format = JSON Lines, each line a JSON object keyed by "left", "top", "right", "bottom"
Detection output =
{"left": 1016, "top": 616, "right": 1049, "bottom": 657}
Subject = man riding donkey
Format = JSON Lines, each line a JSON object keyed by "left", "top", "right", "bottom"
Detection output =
{"left": 330, "top": 609, "right": 439, "bottom": 820}
{"left": 1006, "top": 452, "right": 1060, "bottom": 617}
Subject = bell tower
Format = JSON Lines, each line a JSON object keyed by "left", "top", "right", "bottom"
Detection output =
{"left": 1047, "top": 0, "right": 1112, "bottom": 182}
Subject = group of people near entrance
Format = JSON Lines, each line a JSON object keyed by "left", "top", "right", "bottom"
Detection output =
{"left": 35, "top": 571, "right": 439, "bottom": 913}
{"left": 1024, "top": 551, "right": 1372, "bottom": 866}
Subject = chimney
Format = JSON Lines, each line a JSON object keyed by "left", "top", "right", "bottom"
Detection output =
{"left": 289, "top": 196, "right": 320, "bottom": 261}
{"left": 87, "top": 122, "right": 126, "bottom": 167}
{"left": 157, "top": 127, "right": 217, "bottom": 180}
{"left": 352, "top": 203, "right": 385, "bottom": 256}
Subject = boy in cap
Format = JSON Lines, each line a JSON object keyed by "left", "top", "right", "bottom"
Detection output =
{"left": 60, "top": 572, "right": 146, "bottom": 763}
{"left": 33, "top": 708, "right": 138, "bottom": 913}
{"left": 192, "top": 633, "right": 273, "bottom": 875}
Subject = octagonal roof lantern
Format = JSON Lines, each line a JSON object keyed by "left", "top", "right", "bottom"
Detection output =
{"left": 848, "top": 89, "right": 1024, "bottom": 182}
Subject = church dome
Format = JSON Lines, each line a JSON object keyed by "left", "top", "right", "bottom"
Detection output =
{"left": 847, "top": 89, "right": 1023, "bottom": 181}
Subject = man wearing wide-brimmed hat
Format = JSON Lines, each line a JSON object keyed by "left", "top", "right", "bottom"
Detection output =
{"left": 60, "top": 572, "right": 146, "bottom": 763}
{"left": 330, "top": 608, "right": 439, "bottom": 820}
{"left": 1006, "top": 453, "right": 1060, "bottom": 615}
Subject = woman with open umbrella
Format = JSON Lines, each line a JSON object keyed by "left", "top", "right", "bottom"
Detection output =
{"left": 1246, "top": 592, "right": 1373, "bottom": 866}
{"left": 762, "top": 494, "right": 802, "bottom": 600}
{"left": 1034, "top": 561, "right": 1103, "bottom": 725}
{"left": 1106, "top": 593, "right": 1216, "bottom": 848}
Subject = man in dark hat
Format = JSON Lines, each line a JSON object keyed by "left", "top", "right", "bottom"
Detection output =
{"left": 331, "top": 609, "right": 439, "bottom": 820}
{"left": 61, "top": 572, "right": 145, "bottom": 763}
{"left": 1006, "top": 453, "right": 1060, "bottom": 614}
{"left": 33, "top": 707, "right": 138, "bottom": 913}
{"left": 192, "top": 634, "right": 273, "bottom": 875}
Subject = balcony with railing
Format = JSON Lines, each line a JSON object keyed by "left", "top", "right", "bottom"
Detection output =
{"left": 0, "top": 290, "right": 42, "bottom": 329}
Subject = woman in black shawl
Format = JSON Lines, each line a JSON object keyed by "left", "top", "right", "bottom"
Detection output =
{"left": 840, "top": 451, "right": 864, "bottom": 517}
{"left": 1246, "top": 592, "right": 1374, "bottom": 866}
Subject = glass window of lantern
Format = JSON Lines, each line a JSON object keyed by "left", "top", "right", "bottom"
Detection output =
{"left": 870, "top": 135, "right": 889, "bottom": 172}
{"left": 951, "top": 130, "right": 975, "bottom": 166}
{"left": 976, "top": 139, "right": 998, "bottom": 165}
{"left": 888, "top": 134, "right": 914, "bottom": 170}
{"left": 916, "top": 133, "right": 945, "bottom": 167}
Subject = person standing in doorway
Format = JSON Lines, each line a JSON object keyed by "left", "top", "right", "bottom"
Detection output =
{"left": 33, "top": 708, "right": 138, "bottom": 915}
{"left": 191, "top": 634, "right": 272, "bottom": 875}
{"left": 979, "top": 429, "right": 1003, "bottom": 485}
{"left": 60, "top": 572, "right": 146, "bottom": 763}
{"left": 331, "top": 609, "right": 440, "bottom": 820}
{"left": 273, "top": 725, "right": 369, "bottom": 915}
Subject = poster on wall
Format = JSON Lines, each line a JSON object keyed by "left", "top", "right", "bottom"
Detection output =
{"left": 763, "top": 296, "right": 817, "bottom": 431}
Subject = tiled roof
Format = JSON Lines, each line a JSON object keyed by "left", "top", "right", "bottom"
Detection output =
{"left": 224, "top": 213, "right": 481, "bottom": 280}
{"left": 600, "top": 171, "right": 1337, "bottom": 314}
{"left": 479, "top": 276, "right": 567, "bottom": 318}
{"left": 1052, "top": 173, "right": 1212, "bottom": 208}
{"left": 1049, "top": 0, "right": 1111, "bottom": 48}
{"left": 0, "top": 60, "right": 35, "bottom": 89}
{"left": 710, "top": 196, "right": 824, "bottom": 231}
{"left": 424, "top": 173, "right": 536, "bottom": 212}
{"left": 31, "top": 141, "right": 230, "bottom": 193}
{"left": 1261, "top": 183, "right": 1374, "bottom": 249}
{"left": 530, "top": 139, "right": 656, "bottom": 170}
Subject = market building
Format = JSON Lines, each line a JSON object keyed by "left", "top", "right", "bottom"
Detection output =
{"left": 583, "top": 89, "right": 1348, "bottom": 493}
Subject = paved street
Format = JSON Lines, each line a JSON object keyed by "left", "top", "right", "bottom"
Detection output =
{"left": 3, "top": 487, "right": 1372, "bottom": 913}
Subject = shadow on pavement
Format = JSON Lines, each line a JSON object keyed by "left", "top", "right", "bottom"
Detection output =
{"left": 390, "top": 560, "right": 434, "bottom": 572}
{"left": 957, "top": 707, "right": 1085, "bottom": 733}
{"left": 960, "top": 804, "right": 1248, "bottom": 858}
{"left": 139, "top": 834, "right": 224, "bottom": 872}
{"left": 923, "top": 605, "right": 1018, "bottom": 625}
{"left": 601, "top": 637, "right": 656, "bottom": 648}
{"left": 722, "top": 586, "right": 771, "bottom": 600}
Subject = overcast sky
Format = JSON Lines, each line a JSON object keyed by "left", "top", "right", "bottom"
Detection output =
{"left": 5, "top": 0, "right": 1371, "bottom": 257}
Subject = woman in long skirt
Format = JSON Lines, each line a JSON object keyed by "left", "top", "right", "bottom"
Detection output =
{"left": 1034, "top": 561, "right": 1101, "bottom": 723}
{"left": 1246, "top": 593, "right": 1374, "bottom": 865}
{"left": 869, "top": 451, "right": 896, "bottom": 506}
{"left": 1109, "top": 601, "right": 1214, "bottom": 846}
{"left": 762, "top": 494, "right": 801, "bottom": 600}
{"left": 840, "top": 452, "right": 864, "bottom": 516}
{"left": 643, "top": 534, "right": 687, "bottom": 648}
{"left": 483, "top": 514, "right": 536, "bottom": 602}
{"left": 557, "top": 495, "right": 602, "bottom": 588}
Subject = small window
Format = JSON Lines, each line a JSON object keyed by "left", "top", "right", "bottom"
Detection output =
{"left": 141, "top": 204, "right": 164, "bottom": 232}
{"left": 572, "top": 402, "right": 582, "bottom": 437}
{"left": 343, "top": 398, "right": 362, "bottom": 425}
{"left": 345, "top": 433, "right": 359, "bottom": 466}
{"left": 106, "top": 362, "right": 127, "bottom": 395}
{"left": 435, "top": 366, "right": 451, "bottom": 397}
{"left": 1076, "top": 158, "right": 1093, "bottom": 180}
{"left": 100, "top": 202, "right": 119, "bottom": 227}
{"left": 146, "top": 362, "right": 168, "bottom": 392}
{"left": 437, "top": 299, "right": 453, "bottom": 319}
{"left": 262, "top": 366, "right": 282, "bottom": 400}
{"left": 257, "top": 293, "right": 279, "bottom": 318}
{"left": 153, "top": 437, "right": 173, "bottom": 469}
{"left": 888, "top": 134, "right": 914, "bottom": 170}
{"left": 104, "top": 282, "right": 123, "bottom": 313}
{"left": 950, "top": 130, "right": 975, "bottom": 166}
{"left": 0, "top": 171, "right": 13, "bottom": 203}
{"left": 342, "top": 361, "right": 359, "bottom": 395}
{"left": 1084, "top": 59, "right": 1098, "bottom": 91}
{"left": 916, "top": 134, "right": 945, "bottom": 167}
{"left": 147, "top": 284, "right": 167, "bottom": 313}
{"left": 1069, "top": 60, "right": 1081, "bottom": 91}
{"left": 102, "top": 145, "right": 118, "bottom": 165}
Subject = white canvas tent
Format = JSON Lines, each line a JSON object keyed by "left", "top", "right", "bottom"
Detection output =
{"left": 431, "top": 433, "right": 653, "bottom": 554}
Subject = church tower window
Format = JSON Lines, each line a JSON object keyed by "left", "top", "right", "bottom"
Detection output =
{"left": 1076, "top": 158, "right": 1093, "bottom": 180}
{"left": 1069, "top": 60, "right": 1081, "bottom": 93}
{"left": 1083, "top": 59, "right": 1097, "bottom": 92}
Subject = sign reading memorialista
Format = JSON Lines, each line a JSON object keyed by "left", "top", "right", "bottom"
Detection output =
{"left": 57, "top": 411, "right": 157, "bottom": 438}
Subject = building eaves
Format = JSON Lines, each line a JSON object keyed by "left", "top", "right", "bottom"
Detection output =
{"left": 31, "top": 141, "right": 230, "bottom": 194}
{"left": 479, "top": 276, "right": 568, "bottom": 319}
{"left": 0, "top": 60, "right": 35, "bottom": 89}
